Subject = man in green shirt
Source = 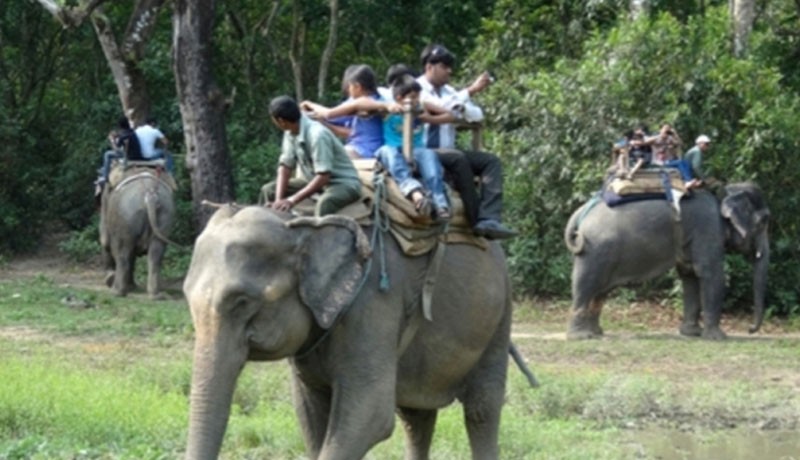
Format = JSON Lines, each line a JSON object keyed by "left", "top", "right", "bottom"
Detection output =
{"left": 261, "top": 95, "right": 362, "bottom": 216}
{"left": 684, "top": 134, "right": 711, "bottom": 188}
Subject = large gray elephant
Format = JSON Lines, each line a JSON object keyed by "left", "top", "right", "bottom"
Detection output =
{"left": 182, "top": 205, "right": 511, "bottom": 460}
{"left": 564, "top": 182, "right": 769, "bottom": 340}
{"left": 99, "top": 168, "right": 175, "bottom": 298}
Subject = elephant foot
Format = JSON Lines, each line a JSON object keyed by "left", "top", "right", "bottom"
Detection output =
{"left": 701, "top": 327, "right": 727, "bottom": 341}
{"left": 567, "top": 310, "right": 603, "bottom": 340}
{"left": 566, "top": 328, "right": 603, "bottom": 340}
{"left": 679, "top": 323, "right": 703, "bottom": 337}
{"left": 104, "top": 272, "right": 115, "bottom": 288}
{"left": 149, "top": 291, "right": 168, "bottom": 301}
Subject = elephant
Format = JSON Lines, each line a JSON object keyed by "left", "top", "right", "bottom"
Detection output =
{"left": 563, "top": 182, "right": 769, "bottom": 340}
{"left": 99, "top": 168, "right": 175, "bottom": 298}
{"left": 182, "top": 205, "right": 512, "bottom": 460}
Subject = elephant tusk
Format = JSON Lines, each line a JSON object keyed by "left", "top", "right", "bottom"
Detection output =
{"left": 756, "top": 251, "right": 762, "bottom": 259}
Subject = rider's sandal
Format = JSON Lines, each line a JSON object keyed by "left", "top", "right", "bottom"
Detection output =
{"left": 412, "top": 191, "right": 431, "bottom": 217}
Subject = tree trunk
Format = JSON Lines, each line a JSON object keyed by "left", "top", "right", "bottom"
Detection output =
{"left": 33, "top": 0, "right": 165, "bottom": 125}
{"left": 289, "top": 0, "right": 306, "bottom": 100}
{"left": 317, "top": 0, "right": 339, "bottom": 100}
{"left": 91, "top": 11, "right": 151, "bottom": 124}
{"left": 173, "top": 0, "right": 235, "bottom": 231}
{"left": 731, "top": 0, "right": 755, "bottom": 58}
{"left": 629, "top": 0, "right": 648, "bottom": 20}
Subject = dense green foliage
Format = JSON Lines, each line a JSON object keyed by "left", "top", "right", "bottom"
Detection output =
{"left": 1, "top": 2, "right": 799, "bottom": 315}
{"left": 469, "top": 5, "right": 800, "bottom": 315}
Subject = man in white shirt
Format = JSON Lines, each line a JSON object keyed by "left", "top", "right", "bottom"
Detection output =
{"left": 135, "top": 117, "right": 174, "bottom": 173}
{"left": 417, "top": 44, "right": 516, "bottom": 240}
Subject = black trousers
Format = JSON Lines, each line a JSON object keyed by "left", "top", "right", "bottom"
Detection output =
{"left": 436, "top": 149, "right": 504, "bottom": 227}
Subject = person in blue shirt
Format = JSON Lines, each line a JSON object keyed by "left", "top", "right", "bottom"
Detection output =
{"left": 375, "top": 74, "right": 452, "bottom": 221}
{"left": 301, "top": 65, "right": 384, "bottom": 159}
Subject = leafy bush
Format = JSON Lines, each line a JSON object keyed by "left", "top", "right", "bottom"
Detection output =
{"left": 58, "top": 222, "right": 100, "bottom": 263}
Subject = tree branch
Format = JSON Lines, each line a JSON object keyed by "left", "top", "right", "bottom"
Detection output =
{"left": 34, "top": 0, "right": 112, "bottom": 28}
{"left": 317, "top": 0, "right": 339, "bottom": 99}
{"left": 121, "top": 0, "right": 167, "bottom": 61}
{"left": 289, "top": 0, "right": 306, "bottom": 101}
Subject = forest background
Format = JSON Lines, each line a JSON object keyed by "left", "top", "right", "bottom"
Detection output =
{"left": 1, "top": 0, "right": 799, "bottom": 317}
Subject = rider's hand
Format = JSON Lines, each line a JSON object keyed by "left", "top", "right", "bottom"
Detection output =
{"left": 270, "top": 197, "right": 295, "bottom": 212}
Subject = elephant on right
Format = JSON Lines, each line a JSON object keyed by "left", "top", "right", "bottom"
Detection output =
{"left": 564, "top": 182, "right": 769, "bottom": 340}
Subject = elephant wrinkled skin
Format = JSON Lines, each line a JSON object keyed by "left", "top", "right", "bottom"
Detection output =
{"left": 182, "top": 206, "right": 512, "bottom": 460}
{"left": 99, "top": 170, "right": 175, "bottom": 298}
{"left": 564, "top": 182, "right": 769, "bottom": 340}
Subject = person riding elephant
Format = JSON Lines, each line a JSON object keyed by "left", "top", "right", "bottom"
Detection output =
{"left": 99, "top": 166, "right": 175, "bottom": 299}
{"left": 260, "top": 95, "right": 362, "bottom": 217}
{"left": 182, "top": 205, "right": 512, "bottom": 460}
{"left": 564, "top": 182, "right": 769, "bottom": 340}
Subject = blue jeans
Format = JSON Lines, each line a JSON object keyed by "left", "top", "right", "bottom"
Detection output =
{"left": 100, "top": 150, "right": 122, "bottom": 182}
{"left": 376, "top": 145, "right": 449, "bottom": 211}
{"left": 151, "top": 148, "right": 175, "bottom": 174}
{"left": 664, "top": 159, "right": 693, "bottom": 181}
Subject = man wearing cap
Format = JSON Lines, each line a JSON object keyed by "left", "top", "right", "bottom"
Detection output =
{"left": 684, "top": 135, "right": 711, "bottom": 186}
{"left": 416, "top": 43, "right": 517, "bottom": 240}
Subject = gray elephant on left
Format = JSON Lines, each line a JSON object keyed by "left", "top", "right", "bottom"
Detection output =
{"left": 99, "top": 168, "right": 175, "bottom": 298}
{"left": 182, "top": 205, "right": 511, "bottom": 460}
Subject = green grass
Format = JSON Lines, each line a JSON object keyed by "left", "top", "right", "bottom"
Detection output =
{"left": 1, "top": 276, "right": 800, "bottom": 459}
{"left": 0, "top": 276, "right": 191, "bottom": 339}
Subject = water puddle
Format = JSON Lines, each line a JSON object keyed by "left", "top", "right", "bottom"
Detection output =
{"left": 632, "top": 429, "right": 799, "bottom": 459}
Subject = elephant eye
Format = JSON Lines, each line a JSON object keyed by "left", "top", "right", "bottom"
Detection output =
{"left": 230, "top": 295, "right": 252, "bottom": 317}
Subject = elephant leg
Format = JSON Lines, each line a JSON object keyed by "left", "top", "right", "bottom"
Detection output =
{"left": 103, "top": 246, "right": 115, "bottom": 288}
{"left": 111, "top": 242, "right": 131, "bottom": 297}
{"left": 397, "top": 407, "right": 437, "bottom": 460}
{"left": 126, "top": 254, "right": 137, "bottom": 291}
{"left": 314, "top": 381, "right": 396, "bottom": 460}
{"left": 307, "top": 354, "right": 397, "bottom": 460}
{"left": 700, "top": 270, "right": 727, "bottom": 340}
{"left": 147, "top": 239, "right": 167, "bottom": 299}
{"left": 460, "top": 356, "right": 507, "bottom": 460}
{"left": 568, "top": 294, "right": 606, "bottom": 340}
{"left": 567, "top": 262, "right": 607, "bottom": 340}
{"left": 290, "top": 374, "right": 331, "bottom": 459}
{"left": 678, "top": 274, "right": 703, "bottom": 337}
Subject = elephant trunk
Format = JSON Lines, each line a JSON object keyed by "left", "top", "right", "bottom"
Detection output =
{"left": 749, "top": 230, "right": 770, "bottom": 334}
{"left": 185, "top": 334, "right": 247, "bottom": 460}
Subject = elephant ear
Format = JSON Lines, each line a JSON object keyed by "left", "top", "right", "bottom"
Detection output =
{"left": 721, "top": 189, "right": 769, "bottom": 239}
{"left": 288, "top": 216, "right": 372, "bottom": 329}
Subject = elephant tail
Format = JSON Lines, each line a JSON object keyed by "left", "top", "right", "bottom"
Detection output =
{"left": 564, "top": 195, "right": 603, "bottom": 255}
{"left": 145, "top": 190, "right": 181, "bottom": 247}
{"left": 564, "top": 207, "right": 586, "bottom": 255}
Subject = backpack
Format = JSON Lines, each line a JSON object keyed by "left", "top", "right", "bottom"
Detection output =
{"left": 116, "top": 129, "right": 144, "bottom": 161}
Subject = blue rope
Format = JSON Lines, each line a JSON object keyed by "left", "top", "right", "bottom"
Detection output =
{"left": 292, "top": 175, "right": 393, "bottom": 360}
{"left": 371, "top": 172, "right": 392, "bottom": 292}
{"left": 576, "top": 193, "right": 601, "bottom": 229}
{"left": 659, "top": 169, "right": 674, "bottom": 203}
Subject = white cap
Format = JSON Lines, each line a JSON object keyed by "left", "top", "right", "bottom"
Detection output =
{"left": 696, "top": 135, "right": 711, "bottom": 144}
